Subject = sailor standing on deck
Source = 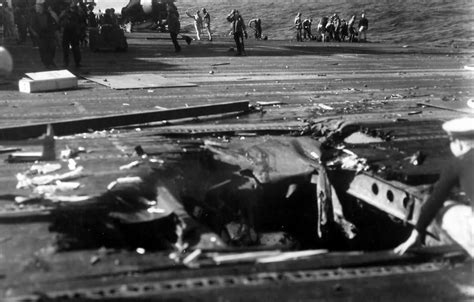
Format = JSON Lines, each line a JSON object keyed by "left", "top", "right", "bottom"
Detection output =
{"left": 86, "top": 4, "right": 98, "bottom": 29}
{"left": 358, "top": 12, "right": 369, "bottom": 42}
{"left": 59, "top": 2, "right": 82, "bottom": 69}
{"left": 332, "top": 14, "right": 341, "bottom": 41}
{"left": 166, "top": 2, "right": 181, "bottom": 53}
{"left": 248, "top": 18, "right": 262, "bottom": 40}
{"left": 186, "top": 10, "right": 202, "bottom": 41}
{"left": 201, "top": 8, "right": 212, "bottom": 41}
{"left": 348, "top": 15, "right": 357, "bottom": 42}
{"left": 227, "top": 9, "right": 247, "bottom": 56}
{"left": 294, "top": 12, "right": 302, "bottom": 42}
{"left": 317, "top": 16, "right": 328, "bottom": 42}
{"left": 395, "top": 117, "right": 474, "bottom": 258}
{"left": 1, "top": 2, "right": 16, "bottom": 40}
{"left": 302, "top": 18, "right": 312, "bottom": 40}
{"left": 14, "top": 5, "right": 28, "bottom": 44}
{"left": 30, "top": 2, "right": 60, "bottom": 69}
{"left": 339, "top": 19, "right": 348, "bottom": 42}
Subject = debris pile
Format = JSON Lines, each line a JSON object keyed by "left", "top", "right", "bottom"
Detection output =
{"left": 0, "top": 116, "right": 454, "bottom": 264}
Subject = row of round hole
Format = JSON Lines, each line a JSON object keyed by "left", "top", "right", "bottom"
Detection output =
{"left": 371, "top": 183, "right": 411, "bottom": 209}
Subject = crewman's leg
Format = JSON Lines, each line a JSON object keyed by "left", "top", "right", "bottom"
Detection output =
{"left": 62, "top": 33, "right": 71, "bottom": 67}
{"left": 170, "top": 32, "right": 181, "bottom": 52}
{"left": 45, "top": 37, "right": 57, "bottom": 68}
{"left": 194, "top": 23, "right": 201, "bottom": 40}
{"left": 17, "top": 21, "right": 27, "bottom": 43}
{"left": 38, "top": 38, "right": 49, "bottom": 67}
{"left": 234, "top": 33, "right": 242, "bottom": 55}
{"left": 205, "top": 24, "right": 212, "bottom": 41}
{"left": 240, "top": 34, "right": 246, "bottom": 55}
{"left": 70, "top": 33, "right": 81, "bottom": 67}
{"left": 359, "top": 26, "right": 366, "bottom": 42}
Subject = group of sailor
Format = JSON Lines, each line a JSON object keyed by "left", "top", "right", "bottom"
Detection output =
{"left": 295, "top": 12, "right": 369, "bottom": 42}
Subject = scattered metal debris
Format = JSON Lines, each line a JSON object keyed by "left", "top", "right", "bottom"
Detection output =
{"left": 119, "top": 161, "right": 142, "bottom": 170}
{"left": 107, "top": 176, "right": 143, "bottom": 190}
{"left": 256, "top": 101, "right": 286, "bottom": 106}
{"left": 344, "top": 132, "right": 385, "bottom": 144}
{"left": 406, "top": 151, "right": 426, "bottom": 166}
{"left": 316, "top": 103, "right": 334, "bottom": 111}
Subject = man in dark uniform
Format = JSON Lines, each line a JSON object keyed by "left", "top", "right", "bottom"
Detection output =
{"left": 395, "top": 117, "right": 474, "bottom": 257}
{"left": 317, "top": 15, "right": 329, "bottom": 42}
{"left": 339, "top": 19, "right": 348, "bottom": 42}
{"left": 59, "top": 2, "right": 82, "bottom": 68}
{"left": 86, "top": 4, "right": 98, "bottom": 28}
{"left": 14, "top": 5, "right": 28, "bottom": 44}
{"left": 30, "top": 2, "right": 59, "bottom": 69}
{"left": 227, "top": 9, "right": 247, "bottom": 56}
{"left": 202, "top": 8, "right": 212, "bottom": 41}
{"left": 332, "top": 14, "right": 341, "bottom": 41}
{"left": 166, "top": 2, "right": 181, "bottom": 53}
{"left": 302, "top": 18, "right": 312, "bottom": 40}
{"left": 348, "top": 15, "right": 357, "bottom": 42}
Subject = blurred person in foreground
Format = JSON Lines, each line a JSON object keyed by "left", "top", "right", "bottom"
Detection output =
{"left": 227, "top": 9, "right": 247, "bottom": 56}
{"left": 395, "top": 117, "right": 474, "bottom": 258}
{"left": 30, "top": 2, "right": 60, "bottom": 69}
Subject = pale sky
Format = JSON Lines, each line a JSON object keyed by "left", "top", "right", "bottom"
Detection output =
{"left": 94, "top": 0, "right": 130, "bottom": 13}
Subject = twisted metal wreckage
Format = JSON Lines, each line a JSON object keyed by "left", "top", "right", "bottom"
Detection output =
{"left": 0, "top": 101, "right": 470, "bottom": 299}
{"left": 2, "top": 102, "right": 460, "bottom": 251}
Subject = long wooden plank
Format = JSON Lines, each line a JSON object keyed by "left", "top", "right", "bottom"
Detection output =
{"left": 0, "top": 101, "right": 249, "bottom": 140}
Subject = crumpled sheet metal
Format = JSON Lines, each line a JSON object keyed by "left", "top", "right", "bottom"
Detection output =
{"left": 205, "top": 136, "right": 323, "bottom": 184}
{"left": 10, "top": 135, "right": 341, "bottom": 252}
